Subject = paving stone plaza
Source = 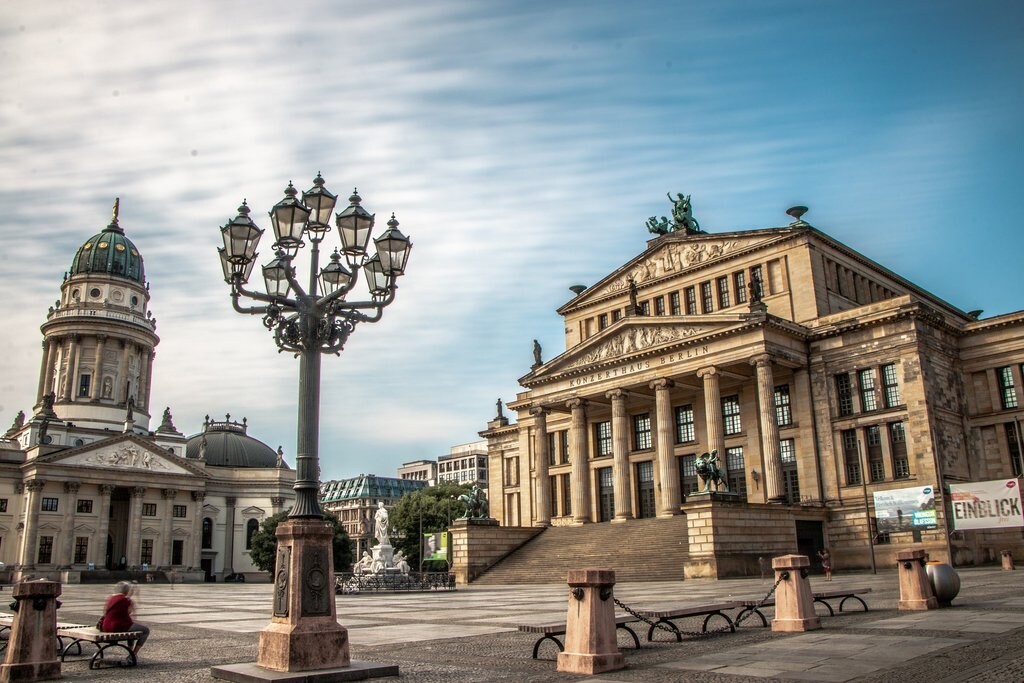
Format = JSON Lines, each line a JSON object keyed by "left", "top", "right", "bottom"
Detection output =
{"left": 34, "top": 566, "right": 1024, "bottom": 682}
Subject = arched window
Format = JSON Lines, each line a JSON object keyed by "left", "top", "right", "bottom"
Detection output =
{"left": 202, "top": 517, "right": 213, "bottom": 549}
{"left": 246, "top": 519, "right": 259, "bottom": 549}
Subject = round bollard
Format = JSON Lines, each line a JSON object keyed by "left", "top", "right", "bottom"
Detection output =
{"left": 926, "top": 562, "right": 961, "bottom": 607}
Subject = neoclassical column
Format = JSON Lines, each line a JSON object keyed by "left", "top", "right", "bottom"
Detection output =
{"left": 530, "top": 406, "right": 551, "bottom": 526}
{"left": 697, "top": 366, "right": 727, "bottom": 480}
{"left": 607, "top": 389, "right": 633, "bottom": 522}
{"left": 191, "top": 491, "right": 206, "bottom": 569}
{"left": 752, "top": 354, "right": 784, "bottom": 501}
{"left": 18, "top": 480, "right": 46, "bottom": 568}
{"left": 142, "top": 349, "right": 155, "bottom": 412}
{"left": 92, "top": 484, "right": 115, "bottom": 568}
{"left": 126, "top": 487, "right": 145, "bottom": 567}
{"left": 161, "top": 489, "right": 177, "bottom": 566}
{"left": 62, "top": 336, "right": 80, "bottom": 401}
{"left": 567, "top": 399, "right": 592, "bottom": 524}
{"left": 36, "top": 339, "right": 57, "bottom": 405}
{"left": 116, "top": 341, "right": 130, "bottom": 403}
{"left": 90, "top": 335, "right": 106, "bottom": 400}
{"left": 60, "top": 481, "right": 81, "bottom": 567}
{"left": 223, "top": 496, "right": 237, "bottom": 576}
{"left": 270, "top": 496, "right": 286, "bottom": 516}
{"left": 651, "top": 378, "right": 681, "bottom": 516}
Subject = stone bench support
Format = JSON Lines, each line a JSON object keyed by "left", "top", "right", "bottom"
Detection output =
{"left": 771, "top": 554, "right": 820, "bottom": 632}
{"left": 556, "top": 568, "right": 625, "bottom": 675}
{"left": 896, "top": 549, "right": 938, "bottom": 611}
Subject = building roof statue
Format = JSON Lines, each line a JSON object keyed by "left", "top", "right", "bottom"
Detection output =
{"left": 646, "top": 192, "right": 703, "bottom": 236}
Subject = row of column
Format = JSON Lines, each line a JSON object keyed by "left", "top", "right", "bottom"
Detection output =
{"left": 16, "top": 481, "right": 205, "bottom": 569}
{"left": 529, "top": 355, "right": 786, "bottom": 526}
{"left": 35, "top": 335, "right": 153, "bottom": 409}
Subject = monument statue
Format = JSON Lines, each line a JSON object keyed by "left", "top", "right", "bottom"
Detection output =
{"left": 125, "top": 396, "right": 135, "bottom": 422}
{"left": 695, "top": 450, "right": 727, "bottom": 492}
{"left": 628, "top": 276, "right": 641, "bottom": 315}
{"left": 458, "top": 485, "right": 489, "bottom": 520}
{"left": 5, "top": 410, "right": 25, "bottom": 437}
{"left": 532, "top": 339, "right": 542, "bottom": 368}
{"left": 374, "top": 501, "right": 390, "bottom": 545}
{"left": 647, "top": 192, "right": 703, "bottom": 235}
{"left": 749, "top": 273, "right": 764, "bottom": 304}
{"left": 495, "top": 398, "right": 504, "bottom": 420}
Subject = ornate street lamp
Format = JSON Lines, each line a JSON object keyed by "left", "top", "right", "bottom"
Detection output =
{"left": 215, "top": 174, "right": 410, "bottom": 676}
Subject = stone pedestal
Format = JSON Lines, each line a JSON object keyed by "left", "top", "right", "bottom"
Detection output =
{"left": 1002, "top": 550, "right": 1015, "bottom": 571}
{"left": 212, "top": 519, "right": 398, "bottom": 683}
{"left": 771, "top": 555, "right": 820, "bottom": 632}
{"left": 0, "top": 580, "right": 62, "bottom": 683}
{"left": 556, "top": 569, "right": 624, "bottom": 675}
{"left": 371, "top": 544, "right": 393, "bottom": 569}
{"left": 896, "top": 549, "right": 938, "bottom": 611}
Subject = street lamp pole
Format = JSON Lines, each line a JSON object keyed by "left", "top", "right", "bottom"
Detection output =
{"left": 216, "top": 175, "right": 411, "bottom": 674}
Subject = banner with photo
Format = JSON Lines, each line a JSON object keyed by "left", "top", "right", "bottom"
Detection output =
{"left": 873, "top": 485, "right": 937, "bottom": 533}
{"left": 950, "top": 479, "right": 1024, "bottom": 530}
{"left": 423, "top": 531, "right": 449, "bottom": 561}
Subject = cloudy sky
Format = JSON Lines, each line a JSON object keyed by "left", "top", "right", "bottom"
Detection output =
{"left": 1, "top": 1, "right": 1021, "bottom": 481}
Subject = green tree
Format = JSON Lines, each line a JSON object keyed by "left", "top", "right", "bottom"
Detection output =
{"left": 389, "top": 482, "right": 472, "bottom": 571}
{"left": 249, "top": 509, "right": 354, "bottom": 575}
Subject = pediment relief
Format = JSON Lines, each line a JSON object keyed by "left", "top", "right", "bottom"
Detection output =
{"left": 39, "top": 522, "right": 62, "bottom": 531}
{"left": 241, "top": 506, "right": 265, "bottom": 517}
{"left": 141, "top": 526, "right": 160, "bottom": 535}
{"left": 45, "top": 436, "right": 201, "bottom": 477}
{"left": 202, "top": 504, "right": 221, "bottom": 515}
{"left": 74, "top": 523, "right": 96, "bottom": 534}
{"left": 563, "top": 324, "right": 711, "bottom": 370}
{"left": 172, "top": 527, "right": 190, "bottom": 537}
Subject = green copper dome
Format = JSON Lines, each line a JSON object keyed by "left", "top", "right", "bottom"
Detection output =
{"left": 69, "top": 200, "right": 145, "bottom": 284}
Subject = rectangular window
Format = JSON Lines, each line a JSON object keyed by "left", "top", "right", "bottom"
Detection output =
{"left": 636, "top": 461, "right": 656, "bottom": 518}
{"left": 561, "top": 473, "right": 572, "bottom": 517}
{"left": 654, "top": 296, "right": 665, "bottom": 316}
{"left": 774, "top": 384, "right": 792, "bottom": 426}
{"left": 598, "top": 467, "right": 614, "bottom": 522}
{"left": 639, "top": 300, "right": 650, "bottom": 315}
{"left": 598, "top": 313, "right": 608, "bottom": 330}
{"left": 780, "top": 439, "right": 799, "bottom": 503}
{"left": 835, "top": 373, "right": 854, "bottom": 416}
{"left": 882, "top": 363, "right": 902, "bottom": 407}
{"left": 998, "top": 366, "right": 1018, "bottom": 409}
{"left": 842, "top": 429, "right": 861, "bottom": 485}
{"left": 859, "top": 368, "right": 878, "bottom": 412}
{"left": 669, "top": 292, "right": 681, "bottom": 315}
{"left": 74, "top": 536, "right": 89, "bottom": 564}
{"left": 173, "top": 504, "right": 187, "bottom": 518}
{"left": 779, "top": 438, "right": 796, "bottom": 464}
{"left": 78, "top": 374, "right": 91, "bottom": 398}
{"left": 560, "top": 431, "right": 569, "bottom": 464}
{"left": 549, "top": 476, "right": 559, "bottom": 516}
{"left": 866, "top": 425, "right": 884, "bottom": 482}
{"left": 41, "top": 497, "right": 58, "bottom": 512}
{"left": 172, "top": 539, "right": 184, "bottom": 566}
{"left": 722, "top": 395, "right": 742, "bottom": 435}
{"left": 889, "top": 422, "right": 909, "bottom": 478}
{"left": 1006, "top": 423, "right": 1022, "bottom": 478}
{"left": 701, "top": 281, "right": 714, "bottom": 313}
{"left": 76, "top": 499, "right": 93, "bottom": 514}
{"left": 633, "top": 413, "right": 652, "bottom": 451}
{"left": 142, "top": 503, "right": 157, "bottom": 517}
{"left": 726, "top": 447, "right": 746, "bottom": 500}
{"left": 678, "top": 454, "right": 699, "bottom": 497}
{"left": 717, "top": 276, "right": 730, "bottom": 309}
{"left": 595, "top": 421, "right": 612, "bottom": 457}
{"left": 546, "top": 432, "right": 557, "bottom": 466}
{"left": 141, "top": 539, "right": 154, "bottom": 565}
{"left": 0, "top": 499, "right": 6, "bottom": 512}
{"left": 735, "top": 271, "right": 747, "bottom": 304}
{"left": 611, "top": 309, "right": 622, "bottom": 322}
{"left": 674, "top": 404, "right": 695, "bottom": 443}
{"left": 38, "top": 536, "right": 53, "bottom": 564}
{"left": 684, "top": 287, "right": 697, "bottom": 315}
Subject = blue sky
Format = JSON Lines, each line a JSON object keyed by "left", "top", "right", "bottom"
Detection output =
{"left": 1, "top": 1, "right": 1021, "bottom": 480}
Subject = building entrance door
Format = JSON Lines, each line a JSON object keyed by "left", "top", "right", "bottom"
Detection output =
{"left": 108, "top": 488, "right": 131, "bottom": 568}
{"left": 795, "top": 520, "right": 825, "bottom": 571}
{"left": 636, "top": 461, "right": 655, "bottom": 518}
{"left": 598, "top": 467, "right": 614, "bottom": 522}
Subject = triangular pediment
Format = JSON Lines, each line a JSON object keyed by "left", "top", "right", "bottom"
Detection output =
{"left": 241, "top": 506, "right": 265, "bottom": 516}
{"left": 524, "top": 316, "right": 753, "bottom": 385}
{"left": 560, "top": 229, "right": 793, "bottom": 313}
{"left": 39, "top": 434, "right": 206, "bottom": 477}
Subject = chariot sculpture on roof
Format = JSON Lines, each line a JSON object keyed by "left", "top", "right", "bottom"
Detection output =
{"left": 647, "top": 192, "right": 703, "bottom": 236}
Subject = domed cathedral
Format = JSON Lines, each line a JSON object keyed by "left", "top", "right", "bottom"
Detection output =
{"left": 0, "top": 200, "right": 294, "bottom": 583}
{"left": 480, "top": 197, "right": 1024, "bottom": 581}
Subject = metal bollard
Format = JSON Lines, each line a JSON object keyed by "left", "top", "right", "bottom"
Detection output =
{"left": 896, "top": 549, "right": 938, "bottom": 611}
{"left": 771, "top": 555, "right": 821, "bottom": 632}
{"left": 556, "top": 569, "right": 624, "bottom": 675}
{"left": 0, "top": 580, "right": 62, "bottom": 682}
{"left": 1001, "top": 550, "right": 1015, "bottom": 571}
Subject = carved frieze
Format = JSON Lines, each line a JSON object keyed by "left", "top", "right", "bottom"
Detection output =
{"left": 59, "top": 443, "right": 189, "bottom": 474}
{"left": 600, "top": 239, "right": 741, "bottom": 297}
{"left": 565, "top": 325, "right": 705, "bottom": 369}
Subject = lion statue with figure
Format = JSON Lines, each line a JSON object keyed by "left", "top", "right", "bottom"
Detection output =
{"left": 694, "top": 450, "right": 727, "bottom": 492}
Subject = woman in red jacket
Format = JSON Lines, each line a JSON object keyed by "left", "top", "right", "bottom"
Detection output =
{"left": 99, "top": 581, "right": 150, "bottom": 656}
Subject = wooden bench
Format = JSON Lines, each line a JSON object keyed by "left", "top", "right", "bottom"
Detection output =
{"left": 635, "top": 602, "right": 737, "bottom": 642}
{"left": 517, "top": 615, "right": 641, "bottom": 659}
{"left": 0, "top": 616, "right": 88, "bottom": 654}
{"left": 733, "top": 598, "right": 776, "bottom": 628}
{"left": 58, "top": 627, "right": 140, "bottom": 669}
{"left": 813, "top": 587, "right": 872, "bottom": 616}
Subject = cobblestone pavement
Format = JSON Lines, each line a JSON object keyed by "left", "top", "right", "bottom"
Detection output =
{"left": 12, "top": 566, "right": 1024, "bottom": 682}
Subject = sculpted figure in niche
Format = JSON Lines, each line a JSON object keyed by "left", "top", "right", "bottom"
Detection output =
{"left": 102, "top": 377, "right": 113, "bottom": 399}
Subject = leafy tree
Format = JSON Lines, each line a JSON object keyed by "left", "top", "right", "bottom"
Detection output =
{"left": 249, "top": 508, "right": 354, "bottom": 575}
{"left": 389, "top": 482, "right": 473, "bottom": 571}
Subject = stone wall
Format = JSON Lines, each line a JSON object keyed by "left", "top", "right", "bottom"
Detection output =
{"left": 449, "top": 518, "right": 543, "bottom": 584}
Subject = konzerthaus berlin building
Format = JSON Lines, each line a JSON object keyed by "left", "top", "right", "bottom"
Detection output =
{"left": 480, "top": 202, "right": 1024, "bottom": 577}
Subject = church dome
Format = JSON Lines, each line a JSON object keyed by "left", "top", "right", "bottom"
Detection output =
{"left": 69, "top": 201, "right": 145, "bottom": 284}
{"left": 185, "top": 416, "right": 284, "bottom": 468}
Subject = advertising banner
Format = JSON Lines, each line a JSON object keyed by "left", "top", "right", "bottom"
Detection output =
{"left": 950, "top": 479, "right": 1024, "bottom": 531}
{"left": 873, "top": 485, "right": 937, "bottom": 533}
{"left": 423, "top": 531, "right": 449, "bottom": 561}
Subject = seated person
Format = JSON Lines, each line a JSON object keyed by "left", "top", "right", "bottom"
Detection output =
{"left": 100, "top": 581, "right": 150, "bottom": 656}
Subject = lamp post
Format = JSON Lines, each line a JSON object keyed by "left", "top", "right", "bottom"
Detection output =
{"left": 216, "top": 175, "right": 410, "bottom": 675}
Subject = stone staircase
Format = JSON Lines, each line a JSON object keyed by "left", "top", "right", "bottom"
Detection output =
{"left": 472, "top": 515, "right": 690, "bottom": 584}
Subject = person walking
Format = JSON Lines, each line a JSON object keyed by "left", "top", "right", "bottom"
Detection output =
{"left": 817, "top": 549, "right": 832, "bottom": 581}
{"left": 99, "top": 581, "right": 150, "bottom": 657}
